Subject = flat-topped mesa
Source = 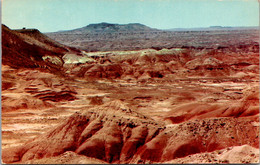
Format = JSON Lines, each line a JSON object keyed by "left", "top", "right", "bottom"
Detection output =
{"left": 15, "top": 28, "right": 41, "bottom": 33}
{"left": 46, "top": 22, "right": 259, "bottom": 52}
{"left": 60, "top": 22, "right": 159, "bottom": 34}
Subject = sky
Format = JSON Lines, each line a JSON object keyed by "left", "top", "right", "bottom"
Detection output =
{"left": 2, "top": 0, "right": 259, "bottom": 32}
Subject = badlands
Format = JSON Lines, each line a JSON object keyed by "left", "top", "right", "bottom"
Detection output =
{"left": 1, "top": 23, "right": 259, "bottom": 164}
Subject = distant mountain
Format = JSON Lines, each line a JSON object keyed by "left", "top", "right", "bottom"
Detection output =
{"left": 46, "top": 23, "right": 259, "bottom": 52}
{"left": 166, "top": 26, "right": 259, "bottom": 32}
{"left": 56, "top": 22, "right": 159, "bottom": 34}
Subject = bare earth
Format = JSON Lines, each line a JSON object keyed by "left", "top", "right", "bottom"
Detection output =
{"left": 1, "top": 24, "right": 259, "bottom": 164}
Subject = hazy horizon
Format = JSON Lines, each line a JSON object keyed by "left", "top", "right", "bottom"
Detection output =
{"left": 2, "top": 0, "right": 259, "bottom": 33}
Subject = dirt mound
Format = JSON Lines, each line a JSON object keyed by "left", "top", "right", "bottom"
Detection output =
{"left": 131, "top": 117, "right": 259, "bottom": 163}
{"left": 165, "top": 87, "right": 259, "bottom": 124}
{"left": 67, "top": 49, "right": 187, "bottom": 80}
{"left": 34, "top": 91, "right": 77, "bottom": 102}
{"left": 63, "top": 47, "right": 258, "bottom": 80}
{"left": 185, "top": 57, "right": 224, "bottom": 70}
{"left": 22, "top": 151, "right": 108, "bottom": 164}
{"left": 3, "top": 101, "right": 258, "bottom": 164}
{"left": 163, "top": 145, "right": 259, "bottom": 164}
{"left": 184, "top": 57, "right": 235, "bottom": 77}
{"left": 1, "top": 66, "right": 78, "bottom": 112}
{"left": 2, "top": 100, "right": 161, "bottom": 163}
{"left": 84, "top": 64, "right": 123, "bottom": 79}
{"left": 218, "top": 145, "right": 259, "bottom": 163}
{"left": 88, "top": 96, "right": 104, "bottom": 105}
{"left": 1, "top": 95, "right": 53, "bottom": 112}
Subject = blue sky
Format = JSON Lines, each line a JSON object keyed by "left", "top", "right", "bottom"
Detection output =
{"left": 2, "top": 0, "right": 259, "bottom": 32}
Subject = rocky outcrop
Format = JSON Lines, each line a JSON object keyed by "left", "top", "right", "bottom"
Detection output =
{"left": 2, "top": 25, "right": 66, "bottom": 69}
